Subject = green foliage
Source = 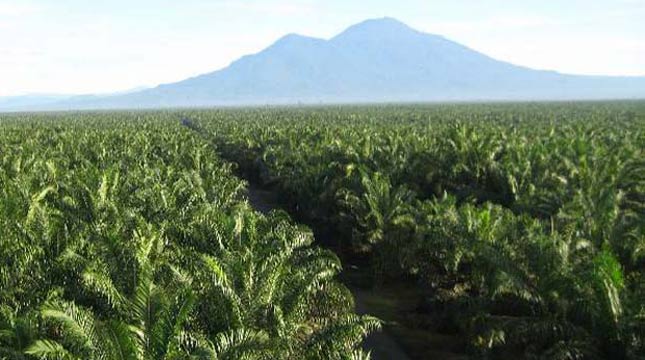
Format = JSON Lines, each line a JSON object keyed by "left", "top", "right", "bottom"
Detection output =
{"left": 193, "top": 102, "right": 645, "bottom": 359}
{"left": 0, "top": 113, "right": 375, "bottom": 360}
{"left": 3, "top": 102, "right": 645, "bottom": 359}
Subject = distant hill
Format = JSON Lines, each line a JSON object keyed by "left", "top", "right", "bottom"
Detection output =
{"left": 0, "top": 87, "right": 149, "bottom": 112}
{"left": 2, "top": 18, "right": 645, "bottom": 111}
{"left": 0, "top": 94, "right": 74, "bottom": 110}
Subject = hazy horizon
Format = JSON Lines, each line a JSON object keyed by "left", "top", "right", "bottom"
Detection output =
{"left": 1, "top": 0, "right": 644, "bottom": 97}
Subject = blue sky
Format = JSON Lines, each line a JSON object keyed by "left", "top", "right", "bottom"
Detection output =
{"left": 0, "top": 0, "right": 643, "bottom": 96}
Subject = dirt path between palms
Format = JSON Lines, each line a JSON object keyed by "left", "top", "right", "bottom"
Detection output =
{"left": 246, "top": 187, "right": 411, "bottom": 360}
{"left": 183, "top": 118, "right": 466, "bottom": 360}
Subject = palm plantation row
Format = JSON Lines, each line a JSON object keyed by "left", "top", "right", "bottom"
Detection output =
{"left": 191, "top": 102, "right": 645, "bottom": 359}
{"left": 2, "top": 103, "right": 645, "bottom": 359}
{"left": 0, "top": 113, "right": 378, "bottom": 359}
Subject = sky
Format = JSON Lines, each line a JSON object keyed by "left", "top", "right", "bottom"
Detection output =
{"left": 0, "top": 0, "right": 643, "bottom": 97}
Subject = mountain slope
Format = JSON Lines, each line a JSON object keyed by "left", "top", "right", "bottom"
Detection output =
{"left": 0, "top": 87, "right": 150, "bottom": 111}
{"left": 4, "top": 18, "right": 645, "bottom": 110}
{"left": 0, "top": 94, "right": 75, "bottom": 110}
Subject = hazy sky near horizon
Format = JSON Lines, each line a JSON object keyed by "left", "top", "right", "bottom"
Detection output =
{"left": 0, "top": 0, "right": 643, "bottom": 96}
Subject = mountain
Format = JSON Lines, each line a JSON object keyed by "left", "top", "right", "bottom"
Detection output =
{"left": 3, "top": 18, "right": 645, "bottom": 111}
{"left": 0, "top": 87, "right": 149, "bottom": 112}
{"left": 0, "top": 94, "right": 76, "bottom": 110}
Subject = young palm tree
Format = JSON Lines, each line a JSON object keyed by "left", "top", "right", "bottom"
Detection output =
{"left": 0, "top": 307, "right": 39, "bottom": 360}
{"left": 26, "top": 229, "right": 199, "bottom": 360}
{"left": 186, "top": 207, "right": 380, "bottom": 359}
{"left": 339, "top": 169, "right": 416, "bottom": 281}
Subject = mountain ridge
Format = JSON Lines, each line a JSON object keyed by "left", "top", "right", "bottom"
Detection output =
{"left": 2, "top": 17, "right": 644, "bottom": 111}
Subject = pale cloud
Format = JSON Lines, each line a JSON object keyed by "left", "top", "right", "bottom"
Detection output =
{"left": 619, "top": 0, "right": 645, "bottom": 6}
{"left": 0, "top": 1, "right": 41, "bottom": 17}
{"left": 427, "top": 15, "right": 561, "bottom": 35}
{"left": 458, "top": 33, "right": 645, "bottom": 76}
{"left": 208, "top": 0, "right": 318, "bottom": 17}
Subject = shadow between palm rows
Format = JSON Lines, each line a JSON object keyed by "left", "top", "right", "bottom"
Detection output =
{"left": 245, "top": 186, "right": 411, "bottom": 360}
{"left": 181, "top": 117, "right": 468, "bottom": 360}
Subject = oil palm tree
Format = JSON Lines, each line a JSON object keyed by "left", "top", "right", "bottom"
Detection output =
{"left": 186, "top": 207, "right": 380, "bottom": 359}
